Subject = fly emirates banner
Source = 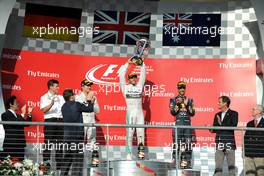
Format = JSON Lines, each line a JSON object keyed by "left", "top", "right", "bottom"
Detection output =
{"left": 1, "top": 49, "right": 256, "bottom": 146}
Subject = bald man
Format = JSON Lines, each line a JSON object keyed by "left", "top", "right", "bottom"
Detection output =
{"left": 244, "top": 104, "right": 264, "bottom": 176}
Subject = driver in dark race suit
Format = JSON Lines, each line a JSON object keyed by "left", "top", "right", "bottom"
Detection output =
{"left": 169, "top": 81, "right": 195, "bottom": 168}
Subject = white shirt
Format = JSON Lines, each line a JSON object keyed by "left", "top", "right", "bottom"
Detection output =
{"left": 221, "top": 108, "right": 229, "bottom": 122}
{"left": 40, "top": 91, "right": 65, "bottom": 119}
{"left": 255, "top": 116, "right": 263, "bottom": 126}
{"left": 75, "top": 92, "right": 100, "bottom": 123}
{"left": 8, "top": 109, "right": 17, "bottom": 118}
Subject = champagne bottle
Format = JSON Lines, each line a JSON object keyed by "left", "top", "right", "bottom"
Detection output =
{"left": 138, "top": 136, "right": 145, "bottom": 159}
{"left": 91, "top": 146, "right": 99, "bottom": 167}
{"left": 180, "top": 152, "right": 188, "bottom": 169}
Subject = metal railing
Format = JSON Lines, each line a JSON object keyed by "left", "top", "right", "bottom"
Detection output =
{"left": 0, "top": 121, "right": 264, "bottom": 176}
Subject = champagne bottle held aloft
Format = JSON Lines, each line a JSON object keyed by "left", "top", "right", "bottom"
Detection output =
{"left": 138, "top": 136, "right": 145, "bottom": 160}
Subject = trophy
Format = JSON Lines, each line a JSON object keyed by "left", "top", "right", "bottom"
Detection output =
{"left": 130, "top": 38, "right": 151, "bottom": 66}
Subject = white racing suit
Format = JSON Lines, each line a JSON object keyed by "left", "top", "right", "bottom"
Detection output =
{"left": 75, "top": 92, "right": 100, "bottom": 144}
{"left": 119, "top": 63, "right": 146, "bottom": 155}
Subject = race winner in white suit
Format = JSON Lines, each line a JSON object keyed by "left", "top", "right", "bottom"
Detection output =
{"left": 119, "top": 59, "right": 146, "bottom": 159}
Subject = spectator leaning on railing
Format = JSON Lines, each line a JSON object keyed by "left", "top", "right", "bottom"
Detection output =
{"left": 244, "top": 104, "right": 264, "bottom": 176}
{"left": 0, "top": 96, "right": 34, "bottom": 161}
{"left": 210, "top": 96, "right": 238, "bottom": 176}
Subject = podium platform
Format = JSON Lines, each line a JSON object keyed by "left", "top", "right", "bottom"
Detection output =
{"left": 89, "top": 160, "right": 201, "bottom": 176}
{"left": 168, "top": 169, "right": 201, "bottom": 176}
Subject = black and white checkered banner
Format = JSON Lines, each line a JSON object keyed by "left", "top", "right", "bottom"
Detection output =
{"left": 251, "top": 0, "right": 264, "bottom": 53}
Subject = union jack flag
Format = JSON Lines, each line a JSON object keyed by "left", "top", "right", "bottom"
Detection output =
{"left": 93, "top": 10, "right": 151, "bottom": 45}
{"left": 163, "top": 13, "right": 192, "bottom": 29}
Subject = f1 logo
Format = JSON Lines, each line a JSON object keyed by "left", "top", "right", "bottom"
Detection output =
{"left": 86, "top": 64, "right": 122, "bottom": 85}
{"left": 102, "top": 64, "right": 118, "bottom": 77}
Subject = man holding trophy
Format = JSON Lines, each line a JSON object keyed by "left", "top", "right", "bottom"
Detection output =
{"left": 119, "top": 39, "right": 150, "bottom": 160}
{"left": 169, "top": 81, "right": 195, "bottom": 169}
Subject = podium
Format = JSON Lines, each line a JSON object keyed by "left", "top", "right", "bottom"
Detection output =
{"left": 168, "top": 169, "right": 201, "bottom": 176}
{"left": 89, "top": 160, "right": 201, "bottom": 176}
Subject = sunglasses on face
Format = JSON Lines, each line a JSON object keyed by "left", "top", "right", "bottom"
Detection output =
{"left": 178, "top": 86, "right": 186, "bottom": 90}
{"left": 128, "top": 75, "right": 137, "bottom": 79}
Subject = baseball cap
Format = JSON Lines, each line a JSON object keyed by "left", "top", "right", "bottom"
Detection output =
{"left": 177, "top": 81, "right": 186, "bottom": 89}
{"left": 128, "top": 72, "right": 137, "bottom": 79}
{"left": 81, "top": 79, "right": 93, "bottom": 86}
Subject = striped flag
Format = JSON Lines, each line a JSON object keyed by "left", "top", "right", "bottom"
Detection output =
{"left": 23, "top": 3, "right": 82, "bottom": 42}
{"left": 93, "top": 10, "right": 151, "bottom": 45}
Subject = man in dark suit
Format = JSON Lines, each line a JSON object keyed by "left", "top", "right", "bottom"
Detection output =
{"left": 210, "top": 96, "right": 238, "bottom": 176}
{"left": 244, "top": 105, "right": 264, "bottom": 176}
{"left": 61, "top": 89, "right": 94, "bottom": 176}
{"left": 0, "top": 96, "right": 34, "bottom": 161}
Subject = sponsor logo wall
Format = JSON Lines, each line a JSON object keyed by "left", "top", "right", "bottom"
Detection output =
{"left": 1, "top": 49, "right": 256, "bottom": 146}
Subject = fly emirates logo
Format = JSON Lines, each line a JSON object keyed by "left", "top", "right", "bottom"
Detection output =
{"left": 85, "top": 64, "right": 173, "bottom": 97}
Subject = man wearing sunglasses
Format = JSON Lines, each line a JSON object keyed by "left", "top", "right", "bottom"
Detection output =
{"left": 169, "top": 81, "right": 195, "bottom": 169}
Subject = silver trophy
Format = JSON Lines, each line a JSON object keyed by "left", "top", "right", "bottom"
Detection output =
{"left": 130, "top": 38, "right": 150, "bottom": 66}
